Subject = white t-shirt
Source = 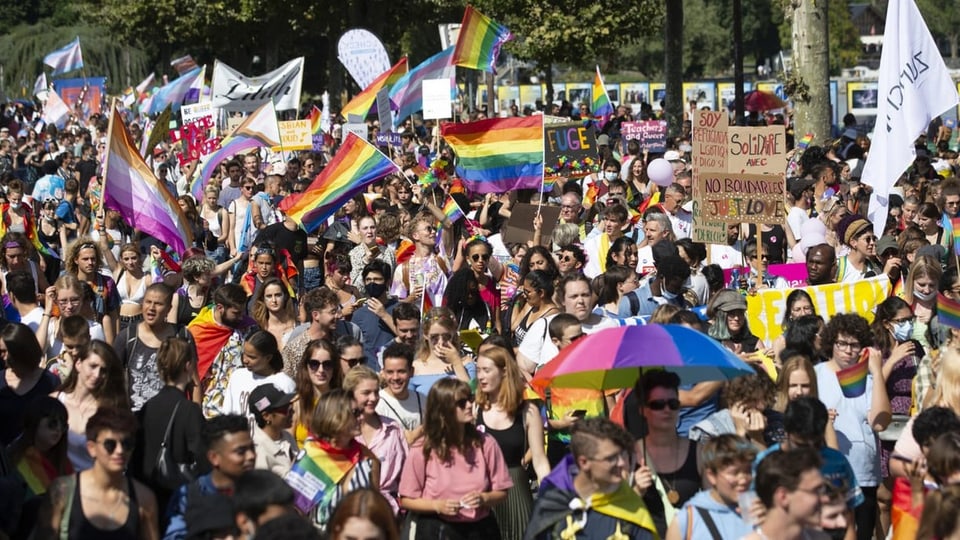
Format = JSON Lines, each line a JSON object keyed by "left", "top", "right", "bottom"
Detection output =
{"left": 786, "top": 206, "right": 810, "bottom": 242}
{"left": 519, "top": 314, "right": 559, "bottom": 367}
{"left": 223, "top": 368, "right": 296, "bottom": 426}
{"left": 636, "top": 245, "right": 656, "bottom": 276}
{"left": 668, "top": 210, "right": 693, "bottom": 239}
{"left": 707, "top": 243, "right": 745, "bottom": 270}
{"left": 46, "top": 319, "right": 105, "bottom": 359}
{"left": 376, "top": 390, "right": 423, "bottom": 431}
{"left": 20, "top": 307, "right": 45, "bottom": 332}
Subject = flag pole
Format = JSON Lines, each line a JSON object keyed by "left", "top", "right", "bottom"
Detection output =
{"left": 101, "top": 98, "right": 119, "bottom": 213}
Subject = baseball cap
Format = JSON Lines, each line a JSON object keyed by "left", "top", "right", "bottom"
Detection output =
{"left": 596, "top": 134, "right": 610, "bottom": 146}
{"left": 248, "top": 383, "right": 295, "bottom": 416}
{"left": 876, "top": 235, "right": 898, "bottom": 257}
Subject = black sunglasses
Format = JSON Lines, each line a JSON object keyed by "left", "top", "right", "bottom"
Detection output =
{"left": 100, "top": 437, "right": 135, "bottom": 454}
{"left": 455, "top": 395, "right": 475, "bottom": 409}
{"left": 647, "top": 398, "right": 681, "bottom": 411}
{"left": 343, "top": 357, "right": 364, "bottom": 368}
{"left": 471, "top": 253, "right": 491, "bottom": 262}
{"left": 307, "top": 359, "right": 336, "bottom": 371}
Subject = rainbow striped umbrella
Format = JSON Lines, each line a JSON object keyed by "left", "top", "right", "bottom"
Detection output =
{"left": 530, "top": 324, "right": 754, "bottom": 393}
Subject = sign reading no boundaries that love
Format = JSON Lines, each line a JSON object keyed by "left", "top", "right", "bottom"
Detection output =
{"left": 696, "top": 172, "right": 786, "bottom": 224}
{"left": 747, "top": 276, "right": 890, "bottom": 343}
{"left": 621, "top": 121, "right": 667, "bottom": 152}
{"left": 544, "top": 122, "right": 600, "bottom": 179}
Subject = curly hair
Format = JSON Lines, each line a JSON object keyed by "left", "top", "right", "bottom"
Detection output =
{"left": 181, "top": 255, "right": 216, "bottom": 284}
{"left": 519, "top": 246, "right": 560, "bottom": 284}
{"left": 423, "top": 378, "right": 482, "bottom": 462}
{"left": 64, "top": 237, "right": 104, "bottom": 276}
{"left": 721, "top": 365, "right": 776, "bottom": 410}
{"left": 821, "top": 313, "right": 874, "bottom": 360}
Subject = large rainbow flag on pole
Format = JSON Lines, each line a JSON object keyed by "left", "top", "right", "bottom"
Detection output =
{"left": 592, "top": 65, "right": 614, "bottom": 126}
{"left": 279, "top": 133, "right": 400, "bottom": 233}
{"left": 452, "top": 5, "right": 514, "bottom": 73}
{"left": 341, "top": 57, "right": 408, "bottom": 120}
{"left": 102, "top": 103, "right": 195, "bottom": 254}
{"left": 440, "top": 115, "right": 544, "bottom": 194}
{"left": 389, "top": 48, "right": 455, "bottom": 128}
{"left": 190, "top": 101, "right": 282, "bottom": 199}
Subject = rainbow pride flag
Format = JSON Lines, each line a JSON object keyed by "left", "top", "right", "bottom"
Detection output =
{"left": 540, "top": 176, "right": 557, "bottom": 193}
{"left": 341, "top": 57, "right": 408, "bottom": 120}
{"left": 390, "top": 48, "right": 455, "bottom": 128}
{"left": 592, "top": 66, "right": 614, "bottom": 120}
{"left": 442, "top": 196, "right": 465, "bottom": 223}
{"left": 190, "top": 101, "right": 282, "bottom": 200}
{"left": 440, "top": 115, "right": 544, "bottom": 194}
{"left": 836, "top": 357, "right": 869, "bottom": 398}
{"left": 279, "top": 133, "right": 400, "bottom": 233}
{"left": 951, "top": 217, "right": 960, "bottom": 256}
{"left": 307, "top": 105, "right": 323, "bottom": 135}
{"left": 938, "top": 292, "right": 960, "bottom": 329}
{"left": 287, "top": 438, "right": 361, "bottom": 514}
{"left": 452, "top": 5, "right": 514, "bottom": 73}
{"left": 0, "top": 205, "right": 57, "bottom": 259}
{"left": 103, "top": 105, "right": 194, "bottom": 254}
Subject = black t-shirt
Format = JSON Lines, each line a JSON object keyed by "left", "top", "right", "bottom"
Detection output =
{"left": 254, "top": 222, "right": 308, "bottom": 267}
{"left": 76, "top": 158, "right": 98, "bottom": 190}
{"left": 0, "top": 369, "right": 60, "bottom": 445}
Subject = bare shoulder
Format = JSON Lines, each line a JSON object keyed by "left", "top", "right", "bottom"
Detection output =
{"left": 48, "top": 475, "right": 73, "bottom": 504}
{"left": 132, "top": 479, "right": 158, "bottom": 509}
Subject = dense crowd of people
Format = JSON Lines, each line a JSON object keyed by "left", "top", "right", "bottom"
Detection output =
{"left": 2, "top": 92, "right": 960, "bottom": 540}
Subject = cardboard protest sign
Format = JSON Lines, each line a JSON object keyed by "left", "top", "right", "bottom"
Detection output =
{"left": 271, "top": 120, "right": 312, "bottom": 151}
{"left": 747, "top": 276, "right": 890, "bottom": 343}
{"left": 621, "top": 120, "right": 667, "bottom": 152}
{"left": 544, "top": 122, "right": 600, "bottom": 179}
{"left": 180, "top": 102, "right": 215, "bottom": 126}
{"left": 502, "top": 203, "right": 561, "bottom": 247}
{"left": 696, "top": 172, "right": 786, "bottom": 224}
{"left": 726, "top": 126, "right": 787, "bottom": 175}
{"left": 691, "top": 109, "right": 729, "bottom": 242}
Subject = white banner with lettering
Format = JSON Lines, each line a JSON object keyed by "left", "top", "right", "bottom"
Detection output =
{"left": 211, "top": 57, "right": 304, "bottom": 112}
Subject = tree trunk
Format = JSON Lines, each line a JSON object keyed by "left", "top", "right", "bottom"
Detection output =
{"left": 664, "top": 0, "right": 683, "bottom": 138}
{"left": 950, "top": 34, "right": 958, "bottom": 60}
{"left": 544, "top": 64, "right": 554, "bottom": 109}
{"left": 791, "top": 0, "right": 831, "bottom": 144}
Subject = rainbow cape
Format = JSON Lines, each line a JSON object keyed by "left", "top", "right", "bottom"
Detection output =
{"left": 938, "top": 292, "right": 960, "bottom": 329}
{"left": 890, "top": 477, "right": 920, "bottom": 540}
{"left": 279, "top": 133, "right": 400, "bottom": 233}
{"left": 452, "top": 5, "right": 514, "bottom": 73}
{"left": 187, "top": 305, "right": 253, "bottom": 381}
{"left": 442, "top": 196, "right": 465, "bottom": 223}
{"left": 0, "top": 204, "right": 57, "bottom": 259}
{"left": 440, "top": 115, "right": 544, "bottom": 194}
{"left": 395, "top": 239, "right": 415, "bottom": 264}
{"left": 836, "top": 357, "right": 869, "bottom": 398}
{"left": 103, "top": 105, "right": 195, "bottom": 254}
{"left": 286, "top": 438, "right": 362, "bottom": 514}
{"left": 341, "top": 57, "right": 408, "bottom": 120}
{"left": 16, "top": 447, "right": 72, "bottom": 498}
{"left": 592, "top": 66, "right": 614, "bottom": 122}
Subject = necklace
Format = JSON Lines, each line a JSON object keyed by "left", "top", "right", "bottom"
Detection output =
{"left": 653, "top": 437, "right": 682, "bottom": 506}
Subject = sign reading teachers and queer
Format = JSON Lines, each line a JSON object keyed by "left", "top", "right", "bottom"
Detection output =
{"left": 747, "top": 276, "right": 891, "bottom": 343}
{"left": 621, "top": 120, "right": 667, "bottom": 152}
{"left": 544, "top": 122, "right": 600, "bottom": 179}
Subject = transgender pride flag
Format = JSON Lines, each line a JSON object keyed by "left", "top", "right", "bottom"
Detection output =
{"left": 147, "top": 66, "right": 204, "bottom": 115}
{"left": 43, "top": 38, "right": 84, "bottom": 76}
{"left": 389, "top": 47, "right": 455, "bottom": 128}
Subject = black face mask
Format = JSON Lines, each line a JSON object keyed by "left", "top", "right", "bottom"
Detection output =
{"left": 823, "top": 528, "right": 846, "bottom": 540}
{"left": 365, "top": 282, "right": 387, "bottom": 299}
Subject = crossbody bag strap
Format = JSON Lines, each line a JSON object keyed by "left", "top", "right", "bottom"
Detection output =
{"left": 695, "top": 506, "right": 723, "bottom": 540}
{"left": 161, "top": 401, "right": 182, "bottom": 451}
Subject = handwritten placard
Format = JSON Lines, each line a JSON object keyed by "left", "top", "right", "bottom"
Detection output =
{"left": 726, "top": 126, "right": 787, "bottom": 175}
{"left": 621, "top": 120, "right": 667, "bottom": 152}
{"left": 692, "top": 109, "right": 729, "bottom": 241}
{"left": 272, "top": 120, "right": 312, "bottom": 151}
{"left": 544, "top": 122, "right": 600, "bottom": 179}
{"left": 696, "top": 172, "right": 786, "bottom": 224}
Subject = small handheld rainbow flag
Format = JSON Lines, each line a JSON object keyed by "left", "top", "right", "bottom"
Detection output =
{"left": 307, "top": 106, "right": 323, "bottom": 135}
{"left": 797, "top": 132, "right": 815, "bottom": 151}
{"left": 592, "top": 66, "right": 614, "bottom": 123}
{"left": 286, "top": 439, "right": 360, "bottom": 514}
{"left": 951, "top": 217, "right": 960, "bottom": 256}
{"left": 938, "top": 292, "right": 960, "bottom": 329}
{"left": 442, "top": 196, "right": 465, "bottom": 223}
{"left": 836, "top": 351, "right": 869, "bottom": 398}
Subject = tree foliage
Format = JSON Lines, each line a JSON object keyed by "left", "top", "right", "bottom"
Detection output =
{"left": 779, "top": 0, "right": 861, "bottom": 75}
{"left": 916, "top": 0, "right": 960, "bottom": 59}
{"left": 0, "top": 23, "right": 152, "bottom": 95}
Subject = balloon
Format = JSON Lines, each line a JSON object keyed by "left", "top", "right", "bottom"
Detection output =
{"left": 647, "top": 158, "right": 675, "bottom": 187}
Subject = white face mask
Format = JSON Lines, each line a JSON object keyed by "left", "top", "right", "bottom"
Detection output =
{"left": 604, "top": 172, "right": 618, "bottom": 182}
{"left": 8, "top": 202, "right": 19, "bottom": 210}
{"left": 914, "top": 289, "right": 935, "bottom": 302}
{"left": 661, "top": 288, "right": 678, "bottom": 301}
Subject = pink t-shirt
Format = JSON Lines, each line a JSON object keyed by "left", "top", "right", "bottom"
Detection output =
{"left": 399, "top": 433, "right": 513, "bottom": 522}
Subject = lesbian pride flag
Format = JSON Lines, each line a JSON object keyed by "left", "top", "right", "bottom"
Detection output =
{"left": 102, "top": 105, "right": 194, "bottom": 254}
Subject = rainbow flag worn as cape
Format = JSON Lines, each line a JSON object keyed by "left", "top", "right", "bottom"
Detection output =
{"left": 890, "top": 477, "right": 921, "bottom": 540}
{"left": 836, "top": 353, "right": 869, "bottom": 398}
{"left": 286, "top": 438, "right": 361, "bottom": 514}
{"left": 938, "top": 292, "right": 960, "bottom": 329}
{"left": 440, "top": 115, "right": 544, "bottom": 194}
{"left": 341, "top": 57, "right": 408, "bottom": 120}
{"left": 592, "top": 66, "right": 615, "bottom": 124}
{"left": 395, "top": 239, "right": 415, "bottom": 265}
{"left": 452, "top": 5, "right": 514, "bottom": 73}
{"left": 16, "top": 447, "right": 72, "bottom": 498}
{"left": 442, "top": 196, "right": 465, "bottom": 223}
{"left": 279, "top": 134, "right": 399, "bottom": 233}
{"left": 0, "top": 204, "right": 57, "bottom": 259}
{"left": 188, "top": 305, "right": 247, "bottom": 381}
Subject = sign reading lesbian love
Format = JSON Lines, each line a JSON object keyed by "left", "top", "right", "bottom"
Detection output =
{"left": 543, "top": 122, "right": 600, "bottom": 179}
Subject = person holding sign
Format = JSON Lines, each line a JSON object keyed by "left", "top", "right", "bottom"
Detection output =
{"left": 815, "top": 314, "right": 891, "bottom": 540}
